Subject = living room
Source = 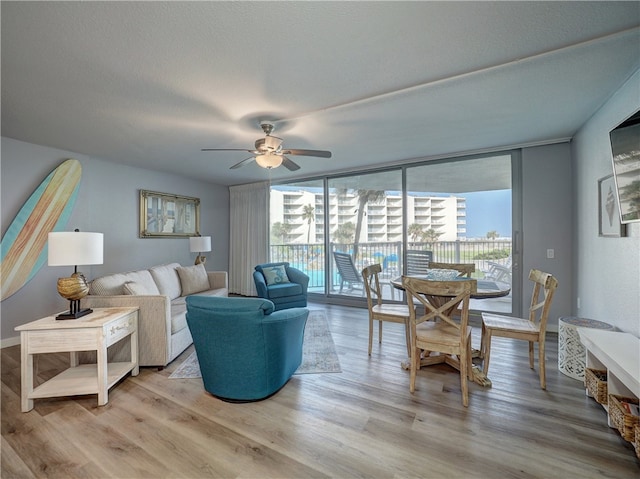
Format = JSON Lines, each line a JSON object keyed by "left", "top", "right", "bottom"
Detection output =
{"left": 2, "top": 2, "right": 639, "bottom": 477}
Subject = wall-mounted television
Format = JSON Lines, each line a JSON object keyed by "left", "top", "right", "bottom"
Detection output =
{"left": 609, "top": 109, "right": 640, "bottom": 224}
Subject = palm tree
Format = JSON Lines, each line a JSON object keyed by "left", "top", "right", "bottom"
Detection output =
{"left": 302, "top": 204, "right": 315, "bottom": 243}
{"left": 486, "top": 230, "right": 499, "bottom": 240}
{"left": 421, "top": 228, "right": 442, "bottom": 244}
{"left": 271, "top": 222, "right": 293, "bottom": 244}
{"left": 352, "top": 189, "right": 386, "bottom": 261}
{"left": 334, "top": 222, "right": 356, "bottom": 245}
{"left": 408, "top": 223, "right": 424, "bottom": 243}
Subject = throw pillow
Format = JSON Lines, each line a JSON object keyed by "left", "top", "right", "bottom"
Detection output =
{"left": 123, "top": 281, "right": 154, "bottom": 295}
{"left": 262, "top": 265, "right": 290, "bottom": 285}
{"left": 177, "top": 263, "right": 211, "bottom": 295}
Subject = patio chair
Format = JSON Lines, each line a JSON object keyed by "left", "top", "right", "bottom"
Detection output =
{"left": 333, "top": 251, "right": 364, "bottom": 295}
{"left": 405, "top": 250, "right": 433, "bottom": 275}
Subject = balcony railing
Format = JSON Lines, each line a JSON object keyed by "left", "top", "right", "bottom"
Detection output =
{"left": 270, "top": 240, "right": 512, "bottom": 291}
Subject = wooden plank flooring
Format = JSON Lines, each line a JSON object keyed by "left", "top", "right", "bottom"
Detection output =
{"left": 2, "top": 302, "right": 638, "bottom": 478}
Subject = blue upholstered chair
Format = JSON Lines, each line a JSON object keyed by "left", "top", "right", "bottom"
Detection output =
{"left": 253, "top": 262, "right": 309, "bottom": 310}
{"left": 185, "top": 296, "right": 309, "bottom": 402}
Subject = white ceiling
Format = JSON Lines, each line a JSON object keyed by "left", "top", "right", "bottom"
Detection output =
{"left": 2, "top": 2, "right": 639, "bottom": 187}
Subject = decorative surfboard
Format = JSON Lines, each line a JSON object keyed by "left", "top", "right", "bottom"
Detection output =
{"left": 1, "top": 159, "right": 82, "bottom": 301}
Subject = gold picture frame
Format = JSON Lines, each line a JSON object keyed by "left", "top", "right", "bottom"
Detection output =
{"left": 139, "top": 190, "right": 200, "bottom": 238}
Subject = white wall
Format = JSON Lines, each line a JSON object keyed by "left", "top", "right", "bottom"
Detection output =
{"left": 1, "top": 137, "right": 229, "bottom": 344}
{"left": 573, "top": 68, "right": 640, "bottom": 336}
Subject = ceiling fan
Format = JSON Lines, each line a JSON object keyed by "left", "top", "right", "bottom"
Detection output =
{"left": 201, "top": 121, "right": 332, "bottom": 171}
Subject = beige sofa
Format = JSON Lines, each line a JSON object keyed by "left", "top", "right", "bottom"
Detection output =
{"left": 84, "top": 262, "right": 228, "bottom": 367}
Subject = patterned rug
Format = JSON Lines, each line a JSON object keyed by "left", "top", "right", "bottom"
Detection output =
{"left": 169, "top": 310, "right": 341, "bottom": 379}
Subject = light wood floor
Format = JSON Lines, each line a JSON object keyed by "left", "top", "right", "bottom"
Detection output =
{"left": 2, "top": 303, "right": 638, "bottom": 478}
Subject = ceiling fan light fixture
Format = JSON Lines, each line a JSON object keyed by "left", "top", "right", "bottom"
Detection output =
{"left": 255, "top": 153, "right": 283, "bottom": 169}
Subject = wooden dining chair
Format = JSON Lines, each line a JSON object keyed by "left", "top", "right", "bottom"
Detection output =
{"left": 402, "top": 276, "right": 474, "bottom": 407}
{"left": 362, "top": 264, "right": 411, "bottom": 356}
{"left": 429, "top": 261, "right": 475, "bottom": 278}
{"left": 480, "top": 269, "right": 558, "bottom": 389}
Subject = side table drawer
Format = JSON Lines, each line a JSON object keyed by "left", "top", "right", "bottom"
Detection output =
{"left": 106, "top": 311, "right": 137, "bottom": 345}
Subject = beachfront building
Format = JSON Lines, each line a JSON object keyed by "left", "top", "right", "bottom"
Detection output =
{"left": 270, "top": 187, "right": 466, "bottom": 245}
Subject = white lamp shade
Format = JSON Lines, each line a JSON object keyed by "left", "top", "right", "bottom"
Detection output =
{"left": 255, "top": 154, "right": 283, "bottom": 169}
{"left": 48, "top": 232, "right": 104, "bottom": 266}
{"left": 189, "top": 236, "right": 211, "bottom": 253}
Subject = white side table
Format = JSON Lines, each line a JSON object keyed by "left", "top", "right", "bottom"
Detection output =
{"left": 15, "top": 307, "right": 139, "bottom": 412}
{"left": 558, "top": 316, "right": 614, "bottom": 380}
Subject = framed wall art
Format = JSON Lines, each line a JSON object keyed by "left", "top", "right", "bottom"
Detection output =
{"left": 598, "top": 175, "right": 626, "bottom": 237}
{"left": 139, "top": 190, "right": 200, "bottom": 238}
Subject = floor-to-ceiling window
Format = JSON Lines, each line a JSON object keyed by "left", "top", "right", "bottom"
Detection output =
{"left": 327, "top": 170, "right": 403, "bottom": 299}
{"left": 405, "top": 153, "right": 516, "bottom": 313}
{"left": 269, "top": 150, "right": 520, "bottom": 314}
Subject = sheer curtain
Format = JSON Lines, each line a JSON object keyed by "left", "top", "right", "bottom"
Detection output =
{"left": 229, "top": 181, "right": 269, "bottom": 296}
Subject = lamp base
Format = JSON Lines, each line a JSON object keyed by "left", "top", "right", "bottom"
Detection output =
{"left": 56, "top": 308, "right": 93, "bottom": 320}
{"left": 55, "top": 299, "right": 93, "bottom": 320}
{"left": 194, "top": 255, "right": 207, "bottom": 265}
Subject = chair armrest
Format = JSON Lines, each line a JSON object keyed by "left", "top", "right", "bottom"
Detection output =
{"left": 253, "top": 270, "right": 269, "bottom": 298}
{"left": 207, "top": 271, "right": 228, "bottom": 290}
{"left": 285, "top": 267, "right": 309, "bottom": 293}
{"left": 83, "top": 294, "right": 172, "bottom": 366}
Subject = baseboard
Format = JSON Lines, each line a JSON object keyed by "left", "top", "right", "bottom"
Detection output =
{"left": 1, "top": 336, "right": 20, "bottom": 349}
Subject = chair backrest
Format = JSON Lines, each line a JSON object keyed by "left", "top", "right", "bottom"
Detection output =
{"left": 405, "top": 250, "right": 433, "bottom": 275}
{"left": 362, "top": 263, "right": 383, "bottom": 309}
{"left": 333, "top": 252, "right": 362, "bottom": 284}
{"left": 402, "top": 276, "right": 474, "bottom": 334}
{"left": 429, "top": 261, "right": 475, "bottom": 278}
{"left": 526, "top": 269, "right": 558, "bottom": 332}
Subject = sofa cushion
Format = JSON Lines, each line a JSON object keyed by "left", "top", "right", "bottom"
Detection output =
{"left": 266, "top": 282, "right": 303, "bottom": 298}
{"left": 171, "top": 301, "right": 188, "bottom": 334}
{"left": 122, "top": 270, "right": 160, "bottom": 294}
{"left": 90, "top": 273, "right": 128, "bottom": 295}
{"left": 149, "top": 263, "right": 182, "bottom": 300}
{"left": 176, "top": 263, "right": 211, "bottom": 295}
{"left": 262, "top": 264, "right": 290, "bottom": 285}
{"left": 123, "top": 281, "right": 156, "bottom": 295}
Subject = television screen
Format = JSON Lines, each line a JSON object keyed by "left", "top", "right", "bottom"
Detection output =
{"left": 609, "top": 109, "right": 640, "bottom": 224}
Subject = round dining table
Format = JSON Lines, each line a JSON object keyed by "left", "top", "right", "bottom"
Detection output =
{"left": 390, "top": 275, "right": 511, "bottom": 387}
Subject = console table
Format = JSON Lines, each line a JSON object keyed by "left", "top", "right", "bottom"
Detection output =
{"left": 15, "top": 307, "right": 139, "bottom": 412}
{"left": 577, "top": 328, "right": 639, "bottom": 427}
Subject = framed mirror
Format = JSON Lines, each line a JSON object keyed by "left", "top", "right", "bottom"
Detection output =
{"left": 139, "top": 190, "right": 200, "bottom": 238}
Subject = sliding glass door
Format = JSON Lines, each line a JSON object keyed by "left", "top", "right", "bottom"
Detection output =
{"left": 269, "top": 150, "right": 520, "bottom": 314}
{"left": 405, "top": 153, "right": 515, "bottom": 314}
{"left": 327, "top": 170, "right": 403, "bottom": 299}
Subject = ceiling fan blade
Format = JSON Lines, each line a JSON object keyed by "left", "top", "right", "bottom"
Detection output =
{"left": 229, "top": 156, "right": 256, "bottom": 169}
{"left": 202, "top": 148, "right": 258, "bottom": 154}
{"left": 281, "top": 149, "right": 332, "bottom": 158}
{"left": 282, "top": 157, "right": 301, "bottom": 171}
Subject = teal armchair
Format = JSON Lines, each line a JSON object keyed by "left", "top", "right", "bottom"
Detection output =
{"left": 253, "top": 262, "right": 309, "bottom": 310}
{"left": 185, "top": 295, "right": 308, "bottom": 402}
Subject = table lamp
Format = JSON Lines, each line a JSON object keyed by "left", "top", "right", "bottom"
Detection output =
{"left": 48, "top": 230, "right": 104, "bottom": 320}
{"left": 190, "top": 236, "right": 211, "bottom": 265}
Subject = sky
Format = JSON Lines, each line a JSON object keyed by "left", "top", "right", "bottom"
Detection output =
{"left": 459, "top": 190, "right": 512, "bottom": 239}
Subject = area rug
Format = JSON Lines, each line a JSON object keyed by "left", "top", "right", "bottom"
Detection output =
{"left": 169, "top": 310, "right": 341, "bottom": 379}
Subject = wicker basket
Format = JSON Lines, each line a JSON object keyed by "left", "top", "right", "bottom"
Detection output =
{"left": 608, "top": 394, "right": 640, "bottom": 442}
{"left": 634, "top": 424, "right": 640, "bottom": 459}
{"left": 584, "top": 368, "right": 608, "bottom": 405}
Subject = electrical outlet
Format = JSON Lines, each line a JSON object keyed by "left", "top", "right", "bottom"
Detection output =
{"left": 547, "top": 249, "right": 554, "bottom": 259}
{"left": 577, "top": 297, "right": 581, "bottom": 309}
